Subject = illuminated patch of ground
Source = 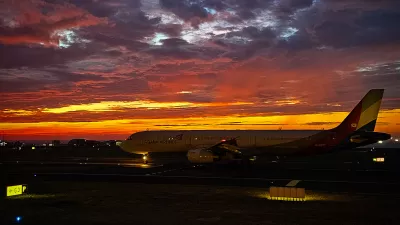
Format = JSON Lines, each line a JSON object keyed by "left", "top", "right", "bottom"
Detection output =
{"left": 249, "top": 190, "right": 350, "bottom": 202}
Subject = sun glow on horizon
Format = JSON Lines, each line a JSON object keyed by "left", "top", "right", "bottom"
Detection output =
{"left": 1, "top": 109, "right": 399, "bottom": 140}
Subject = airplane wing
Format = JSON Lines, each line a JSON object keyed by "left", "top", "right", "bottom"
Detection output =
{"left": 208, "top": 138, "right": 242, "bottom": 155}
{"left": 187, "top": 138, "right": 260, "bottom": 164}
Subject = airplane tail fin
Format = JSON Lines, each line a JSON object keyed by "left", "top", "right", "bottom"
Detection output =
{"left": 336, "top": 89, "right": 384, "bottom": 133}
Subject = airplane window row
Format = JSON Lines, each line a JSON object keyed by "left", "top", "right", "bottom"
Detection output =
{"left": 130, "top": 136, "right": 301, "bottom": 142}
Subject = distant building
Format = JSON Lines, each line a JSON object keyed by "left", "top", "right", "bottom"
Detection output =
{"left": 86, "top": 140, "right": 101, "bottom": 147}
{"left": 13, "top": 141, "right": 23, "bottom": 147}
{"left": 103, "top": 140, "right": 117, "bottom": 147}
{"left": 68, "top": 139, "right": 87, "bottom": 147}
{"left": 52, "top": 140, "right": 61, "bottom": 146}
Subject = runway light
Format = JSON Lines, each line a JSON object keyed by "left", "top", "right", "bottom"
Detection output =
{"left": 16, "top": 216, "right": 21, "bottom": 222}
{"left": 373, "top": 157, "right": 385, "bottom": 163}
{"left": 378, "top": 140, "right": 383, "bottom": 144}
{"left": 268, "top": 187, "right": 306, "bottom": 201}
{"left": 395, "top": 139, "right": 399, "bottom": 142}
{"left": 143, "top": 156, "right": 148, "bottom": 160}
{"left": 32, "top": 146, "right": 35, "bottom": 150}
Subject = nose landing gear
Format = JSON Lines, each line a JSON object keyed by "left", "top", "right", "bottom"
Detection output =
{"left": 142, "top": 154, "right": 149, "bottom": 164}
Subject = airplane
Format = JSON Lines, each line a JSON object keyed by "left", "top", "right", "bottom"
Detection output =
{"left": 119, "top": 89, "right": 391, "bottom": 164}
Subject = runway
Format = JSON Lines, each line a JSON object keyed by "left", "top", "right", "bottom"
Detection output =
{"left": 2, "top": 154, "right": 400, "bottom": 196}
{"left": 14, "top": 172, "right": 398, "bottom": 196}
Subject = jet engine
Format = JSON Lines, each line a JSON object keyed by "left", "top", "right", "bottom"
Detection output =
{"left": 187, "top": 149, "right": 215, "bottom": 163}
{"left": 187, "top": 138, "right": 252, "bottom": 164}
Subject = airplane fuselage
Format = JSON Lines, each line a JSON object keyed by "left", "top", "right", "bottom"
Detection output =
{"left": 120, "top": 130, "right": 333, "bottom": 155}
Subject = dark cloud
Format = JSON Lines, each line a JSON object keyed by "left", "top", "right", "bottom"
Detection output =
{"left": 0, "top": 69, "right": 106, "bottom": 94}
{"left": 0, "top": 43, "right": 100, "bottom": 69}
{"left": 0, "top": 0, "right": 107, "bottom": 47}
{"left": 0, "top": 78, "right": 49, "bottom": 93}
{"left": 296, "top": 7, "right": 400, "bottom": 49}
{"left": 274, "top": 0, "right": 314, "bottom": 19}
{"left": 49, "top": 70, "right": 107, "bottom": 83}
{"left": 287, "top": 0, "right": 314, "bottom": 9}
{"left": 354, "top": 10, "right": 400, "bottom": 46}
{"left": 146, "top": 44, "right": 223, "bottom": 60}
{"left": 202, "top": 0, "right": 227, "bottom": 10}
{"left": 68, "top": 0, "right": 121, "bottom": 17}
{"left": 178, "top": 93, "right": 215, "bottom": 103}
{"left": 160, "top": 0, "right": 211, "bottom": 28}
{"left": 84, "top": 32, "right": 149, "bottom": 51}
{"left": 158, "top": 24, "right": 183, "bottom": 37}
{"left": 228, "top": 26, "right": 275, "bottom": 40}
{"left": 276, "top": 29, "right": 315, "bottom": 51}
{"left": 236, "top": 10, "right": 256, "bottom": 20}
{"left": 314, "top": 21, "right": 356, "bottom": 48}
{"left": 228, "top": 0, "right": 273, "bottom": 9}
{"left": 79, "top": 78, "right": 150, "bottom": 97}
{"left": 353, "top": 62, "right": 400, "bottom": 110}
{"left": 105, "top": 11, "right": 159, "bottom": 40}
{"left": 322, "top": 0, "right": 400, "bottom": 10}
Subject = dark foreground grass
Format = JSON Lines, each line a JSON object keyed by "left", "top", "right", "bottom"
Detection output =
{"left": 1, "top": 182, "right": 399, "bottom": 225}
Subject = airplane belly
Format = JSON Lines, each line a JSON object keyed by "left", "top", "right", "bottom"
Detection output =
{"left": 252, "top": 138, "right": 295, "bottom": 148}
{"left": 146, "top": 142, "right": 190, "bottom": 153}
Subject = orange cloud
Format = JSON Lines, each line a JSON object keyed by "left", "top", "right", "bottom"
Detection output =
{"left": 0, "top": 0, "right": 107, "bottom": 47}
{"left": 0, "top": 34, "right": 59, "bottom": 47}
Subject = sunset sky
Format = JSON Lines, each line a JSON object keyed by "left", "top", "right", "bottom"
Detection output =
{"left": 0, "top": 0, "right": 399, "bottom": 141}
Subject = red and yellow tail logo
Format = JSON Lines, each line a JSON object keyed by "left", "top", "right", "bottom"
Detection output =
{"left": 338, "top": 89, "right": 384, "bottom": 133}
